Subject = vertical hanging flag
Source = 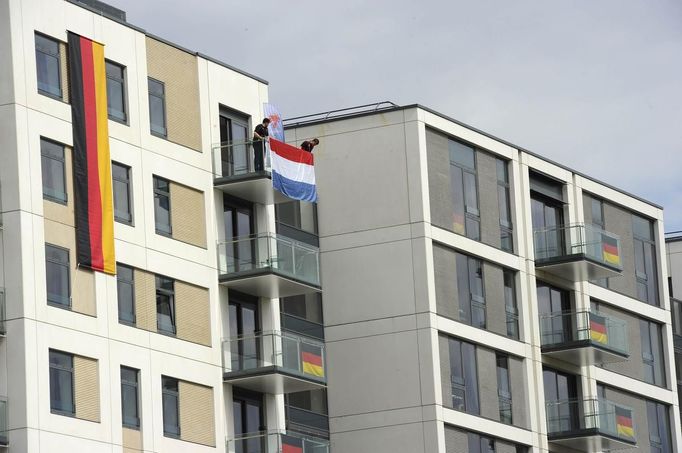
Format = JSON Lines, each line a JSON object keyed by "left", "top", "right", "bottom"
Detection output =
{"left": 68, "top": 32, "right": 116, "bottom": 274}
{"left": 269, "top": 138, "right": 317, "bottom": 202}
{"left": 263, "top": 103, "right": 284, "bottom": 141}
{"left": 602, "top": 234, "right": 620, "bottom": 266}
{"left": 589, "top": 313, "right": 608, "bottom": 345}
{"left": 300, "top": 341, "right": 325, "bottom": 378}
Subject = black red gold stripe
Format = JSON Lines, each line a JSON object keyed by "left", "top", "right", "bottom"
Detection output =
{"left": 301, "top": 342, "right": 325, "bottom": 377}
{"left": 68, "top": 32, "right": 115, "bottom": 274}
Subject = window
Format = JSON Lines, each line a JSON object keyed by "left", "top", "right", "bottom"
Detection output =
{"left": 647, "top": 401, "right": 672, "bottom": 453}
{"left": 590, "top": 197, "right": 609, "bottom": 288}
{"left": 496, "top": 159, "right": 513, "bottom": 252}
{"left": 117, "top": 264, "right": 135, "bottom": 325}
{"left": 41, "top": 138, "right": 67, "bottom": 203}
{"left": 49, "top": 350, "right": 74, "bottom": 415}
{"left": 156, "top": 275, "right": 175, "bottom": 335}
{"left": 112, "top": 162, "right": 133, "bottom": 224}
{"left": 504, "top": 270, "right": 519, "bottom": 340}
{"left": 496, "top": 354, "right": 513, "bottom": 424}
{"left": 456, "top": 253, "right": 485, "bottom": 328}
{"left": 675, "top": 352, "right": 682, "bottom": 421}
{"left": 35, "top": 33, "right": 62, "bottom": 98}
{"left": 153, "top": 176, "right": 171, "bottom": 235}
{"left": 148, "top": 78, "right": 167, "bottom": 137}
{"left": 633, "top": 215, "right": 659, "bottom": 306}
{"left": 449, "top": 140, "right": 479, "bottom": 240}
{"left": 640, "top": 320, "right": 665, "bottom": 386}
{"left": 467, "top": 432, "right": 495, "bottom": 453}
{"left": 106, "top": 60, "right": 127, "bottom": 122}
{"left": 121, "top": 366, "right": 140, "bottom": 428}
{"left": 672, "top": 299, "right": 682, "bottom": 338}
{"left": 161, "top": 376, "right": 180, "bottom": 437}
{"left": 45, "top": 244, "right": 70, "bottom": 307}
{"left": 448, "top": 337, "right": 479, "bottom": 415}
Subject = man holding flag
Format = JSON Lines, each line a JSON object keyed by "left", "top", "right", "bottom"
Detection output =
{"left": 252, "top": 117, "right": 270, "bottom": 171}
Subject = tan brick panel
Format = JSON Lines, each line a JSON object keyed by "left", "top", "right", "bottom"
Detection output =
{"left": 43, "top": 146, "right": 75, "bottom": 227}
{"left": 175, "top": 282, "right": 211, "bottom": 346}
{"left": 74, "top": 355, "right": 99, "bottom": 422}
{"left": 169, "top": 182, "right": 206, "bottom": 248}
{"left": 145, "top": 37, "right": 201, "bottom": 151}
{"left": 134, "top": 269, "right": 156, "bottom": 332}
{"left": 122, "top": 427, "right": 142, "bottom": 451}
{"left": 178, "top": 381, "right": 215, "bottom": 447}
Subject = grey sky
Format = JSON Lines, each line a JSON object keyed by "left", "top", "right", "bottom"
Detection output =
{"left": 108, "top": 0, "right": 682, "bottom": 230}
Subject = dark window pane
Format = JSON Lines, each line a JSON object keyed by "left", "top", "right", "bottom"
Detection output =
{"left": 148, "top": 79, "right": 166, "bottom": 136}
{"left": 106, "top": 61, "right": 127, "bottom": 122}
{"left": 112, "top": 162, "right": 132, "bottom": 223}
{"left": 49, "top": 350, "right": 74, "bottom": 415}
{"left": 449, "top": 140, "right": 475, "bottom": 169}
{"left": 35, "top": 34, "right": 62, "bottom": 98}
{"left": 462, "top": 341, "right": 479, "bottom": 415}
{"left": 450, "top": 165, "right": 466, "bottom": 235}
{"left": 156, "top": 276, "right": 175, "bottom": 334}
{"left": 153, "top": 176, "right": 171, "bottom": 234}
{"left": 46, "top": 245, "right": 70, "bottom": 307}
{"left": 121, "top": 366, "right": 139, "bottom": 428}
{"left": 117, "top": 264, "right": 135, "bottom": 324}
{"left": 161, "top": 377, "right": 180, "bottom": 436}
{"left": 41, "top": 139, "right": 67, "bottom": 202}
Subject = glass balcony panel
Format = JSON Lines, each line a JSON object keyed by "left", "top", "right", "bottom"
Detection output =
{"left": 281, "top": 313, "right": 324, "bottom": 341}
{"left": 0, "top": 397, "right": 7, "bottom": 446}
{"left": 546, "top": 398, "right": 636, "bottom": 445}
{"left": 0, "top": 288, "right": 5, "bottom": 336}
{"left": 227, "top": 431, "right": 330, "bottom": 453}
{"left": 286, "top": 406, "right": 329, "bottom": 437}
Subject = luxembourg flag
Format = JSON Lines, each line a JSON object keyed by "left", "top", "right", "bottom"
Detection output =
{"left": 269, "top": 138, "right": 317, "bottom": 202}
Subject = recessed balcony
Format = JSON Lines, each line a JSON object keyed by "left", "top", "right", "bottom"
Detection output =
{"left": 217, "top": 233, "right": 321, "bottom": 299}
{"left": 540, "top": 310, "right": 629, "bottom": 366}
{"left": 546, "top": 398, "right": 636, "bottom": 451}
{"left": 223, "top": 331, "right": 326, "bottom": 393}
{"left": 227, "top": 430, "right": 330, "bottom": 453}
{"left": 533, "top": 224, "right": 623, "bottom": 281}
{"left": 212, "top": 141, "right": 289, "bottom": 204}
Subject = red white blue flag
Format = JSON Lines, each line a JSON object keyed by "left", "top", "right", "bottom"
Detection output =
{"left": 263, "top": 103, "right": 284, "bottom": 141}
{"left": 269, "top": 138, "right": 317, "bottom": 202}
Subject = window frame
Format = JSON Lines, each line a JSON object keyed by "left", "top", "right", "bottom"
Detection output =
{"left": 45, "top": 243, "right": 71, "bottom": 308}
{"left": 456, "top": 252, "right": 486, "bottom": 329}
{"left": 647, "top": 400, "right": 672, "bottom": 453}
{"left": 112, "top": 161, "right": 133, "bottom": 225}
{"left": 35, "top": 32, "right": 63, "bottom": 99}
{"left": 496, "top": 354, "right": 513, "bottom": 425}
{"left": 496, "top": 158, "right": 513, "bottom": 252}
{"left": 161, "top": 376, "right": 180, "bottom": 437}
{"left": 640, "top": 320, "right": 666, "bottom": 387}
{"left": 155, "top": 275, "right": 176, "bottom": 336}
{"left": 148, "top": 78, "right": 167, "bottom": 138}
{"left": 40, "top": 137, "right": 68, "bottom": 204}
{"left": 105, "top": 59, "right": 128, "bottom": 124}
{"left": 121, "top": 366, "right": 140, "bottom": 429}
{"left": 633, "top": 215, "right": 659, "bottom": 306}
{"left": 448, "top": 337, "right": 480, "bottom": 415}
{"left": 449, "top": 139, "right": 480, "bottom": 240}
{"left": 153, "top": 176, "right": 172, "bottom": 236}
{"left": 503, "top": 270, "right": 519, "bottom": 340}
{"left": 49, "top": 349, "right": 75, "bottom": 416}
{"left": 117, "top": 263, "right": 136, "bottom": 325}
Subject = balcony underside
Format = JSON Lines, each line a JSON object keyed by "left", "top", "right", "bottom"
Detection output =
{"left": 219, "top": 270, "right": 321, "bottom": 299}
{"left": 535, "top": 254, "right": 621, "bottom": 281}
{"left": 542, "top": 341, "right": 628, "bottom": 366}
{"left": 214, "top": 172, "right": 289, "bottom": 204}
{"left": 549, "top": 431, "right": 636, "bottom": 451}
{"left": 224, "top": 367, "right": 326, "bottom": 393}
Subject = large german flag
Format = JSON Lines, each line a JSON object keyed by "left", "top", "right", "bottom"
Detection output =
{"left": 589, "top": 313, "right": 608, "bottom": 345}
{"left": 602, "top": 234, "right": 620, "bottom": 267}
{"left": 615, "top": 406, "right": 635, "bottom": 439}
{"left": 68, "top": 32, "right": 115, "bottom": 274}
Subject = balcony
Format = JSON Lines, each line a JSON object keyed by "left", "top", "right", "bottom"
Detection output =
{"left": 223, "top": 331, "right": 326, "bottom": 393}
{"left": 540, "top": 310, "right": 628, "bottom": 366}
{"left": 212, "top": 141, "right": 289, "bottom": 204}
{"left": 546, "top": 398, "right": 636, "bottom": 451}
{"left": 217, "top": 233, "right": 321, "bottom": 299}
{"left": 0, "top": 288, "right": 5, "bottom": 336}
{"left": 533, "top": 224, "right": 623, "bottom": 281}
{"left": 0, "top": 398, "right": 7, "bottom": 446}
{"left": 227, "top": 431, "right": 329, "bottom": 453}
{"left": 286, "top": 405, "right": 329, "bottom": 439}
{"left": 281, "top": 313, "right": 324, "bottom": 341}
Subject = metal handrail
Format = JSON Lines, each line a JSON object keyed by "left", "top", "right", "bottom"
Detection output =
{"left": 283, "top": 101, "right": 399, "bottom": 127}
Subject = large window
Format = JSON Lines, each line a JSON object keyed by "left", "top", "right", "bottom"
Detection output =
{"left": 45, "top": 244, "right": 70, "bottom": 307}
{"left": 456, "top": 253, "right": 485, "bottom": 328}
{"left": 633, "top": 215, "right": 659, "bottom": 306}
{"left": 41, "top": 138, "right": 67, "bottom": 203}
{"left": 106, "top": 60, "right": 127, "bottom": 122}
{"left": 449, "top": 140, "right": 479, "bottom": 240}
{"left": 496, "top": 159, "right": 513, "bottom": 252}
{"left": 162, "top": 376, "right": 180, "bottom": 437}
{"left": 153, "top": 176, "right": 172, "bottom": 235}
{"left": 647, "top": 401, "right": 672, "bottom": 453}
{"left": 35, "top": 33, "right": 62, "bottom": 98}
{"left": 148, "top": 78, "right": 167, "bottom": 137}
{"left": 504, "top": 270, "right": 519, "bottom": 340}
{"left": 590, "top": 197, "right": 609, "bottom": 288}
{"left": 467, "top": 432, "right": 495, "bottom": 453}
{"left": 156, "top": 275, "right": 175, "bottom": 335}
{"left": 121, "top": 366, "right": 140, "bottom": 428}
{"left": 49, "top": 350, "right": 74, "bottom": 415}
{"left": 112, "top": 162, "right": 133, "bottom": 224}
{"left": 448, "top": 337, "right": 479, "bottom": 415}
{"left": 496, "top": 354, "right": 512, "bottom": 425}
{"left": 117, "top": 264, "right": 135, "bottom": 325}
{"left": 640, "top": 320, "right": 665, "bottom": 387}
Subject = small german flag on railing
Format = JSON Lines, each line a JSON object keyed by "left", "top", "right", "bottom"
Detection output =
{"left": 590, "top": 313, "right": 608, "bottom": 345}
{"left": 602, "top": 234, "right": 620, "bottom": 266}
{"left": 301, "top": 342, "right": 324, "bottom": 378}
{"left": 282, "top": 433, "right": 304, "bottom": 453}
{"left": 616, "top": 406, "right": 635, "bottom": 439}
{"left": 67, "top": 32, "right": 115, "bottom": 275}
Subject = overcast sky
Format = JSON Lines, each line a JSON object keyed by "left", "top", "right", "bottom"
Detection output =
{"left": 109, "top": 0, "right": 682, "bottom": 231}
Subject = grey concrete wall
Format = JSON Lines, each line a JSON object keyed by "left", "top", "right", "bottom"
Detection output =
{"left": 477, "top": 151, "right": 502, "bottom": 249}
{"left": 601, "top": 386, "right": 651, "bottom": 453}
{"left": 439, "top": 335, "right": 452, "bottom": 409}
{"left": 426, "top": 128, "right": 453, "bottom": 232}
{"left": 582, "top": 193, "right": 594, "bottom": 225}
{"left": 604, "top": 203, "right": 638, "bottom": 299}
{"left": 477, "top": 348, "right": 499, "bottom": 421}
{"left": 510, "top": 356, "right": 529, "bottom": 428}
{"left": 444, "top": 425, "right": 469, "bottom": 453}
{"left": 433, "top": 244, "right": 459, "bottom": 320}
{"left": 483, "top": 263, "right": 507, "bottom": 337}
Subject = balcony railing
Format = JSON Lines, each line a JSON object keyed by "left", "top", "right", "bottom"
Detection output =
{"left": 0, "top": 288, "right": 5, "bottom": 336}
{"left": 540, "top": 310, "right": 628, "bottom": 357}
{"left": 212, "top": 139, "right": 272, "bottom": 178}
{"left": 546, "top": 398, "right": 636, "bottom": 446}
{"left": 227, "top": 431, "right": 329, "bottom": 453}
{"left": 286, "top": 405, "right": 330, "bottom": 439}
{"left": 218, "top": 233, "right": 321, "bottom": 288}
{"left": 281, "top": 313, "right": 325, "bottom": 341}
{"left": 0, "top": 397, "right": 7, "bottom": 446}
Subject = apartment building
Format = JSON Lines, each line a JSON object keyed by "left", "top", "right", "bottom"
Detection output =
{"left": 0, "top": 0, "right": 329, "bottom": 452}
{"left": 284, "top": 104, "right": 682, "bottom": 453}
{"left": 665, "top": 231, "right": 682, "bottom": 426}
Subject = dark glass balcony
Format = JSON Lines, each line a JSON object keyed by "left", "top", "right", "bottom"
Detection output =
{"left": 281, "top": 314, "right": 324, "bottom": 341}
{"left": 0, "top": 288, "right": 5, "bottom": 336}
{"left": 223, "top": 331, "right": 326, "bottom": 393}
{"left": 533, "top": 224, "right": 623, "bottom": 281}
{"left": 212, "top": 141, "right": 288, "bottom": 204}
{"left": 227, "top": 431, "right": 329, "bottom": 453}
{"left": 546, "top": 398, "right": 636, "bottom": 451}
{"left": 286, "top": 405, "right": 329, "bottom": 439}
{"left": 540, "top": 310, "right": 628, "bottom": 366}
{"left": 217, "top": 233, "right": 321, "bottom": 299}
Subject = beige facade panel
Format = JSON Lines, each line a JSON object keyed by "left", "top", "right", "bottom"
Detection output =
{"left": 43, "top": 146, "right": 75, "bottom": 227}
{"left": 175, "top": 281, "right": 211, "bottom": 346}
{"left": 134, "top": 269, "right": 156, "bottom": 332}
{"left": 74, "top": 355, "right": 100, "bottom": 422}
{"left": 43, "top": 218, "right": 95, "bottom": 316}
{"left": 145, "top": 37, "right": 201, "bottom": 151}
{"left": 122, "top": 427, "right": 142, "bottom": 452}
{"left": 178, "top": 381, "right": 215, "bottom": 447}
{"left": 169, "top": 182, "right": 206, "bottom": 248}
{"left": 59, "top": 41, "right": 69, "bottom": 102}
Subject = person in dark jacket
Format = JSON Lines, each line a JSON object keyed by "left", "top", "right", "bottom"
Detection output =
{"left": 253, "top": 118, "right": 270, "bottom": 171}
{"left": 300, "top": 138, "right": 320, "bottom": 152}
